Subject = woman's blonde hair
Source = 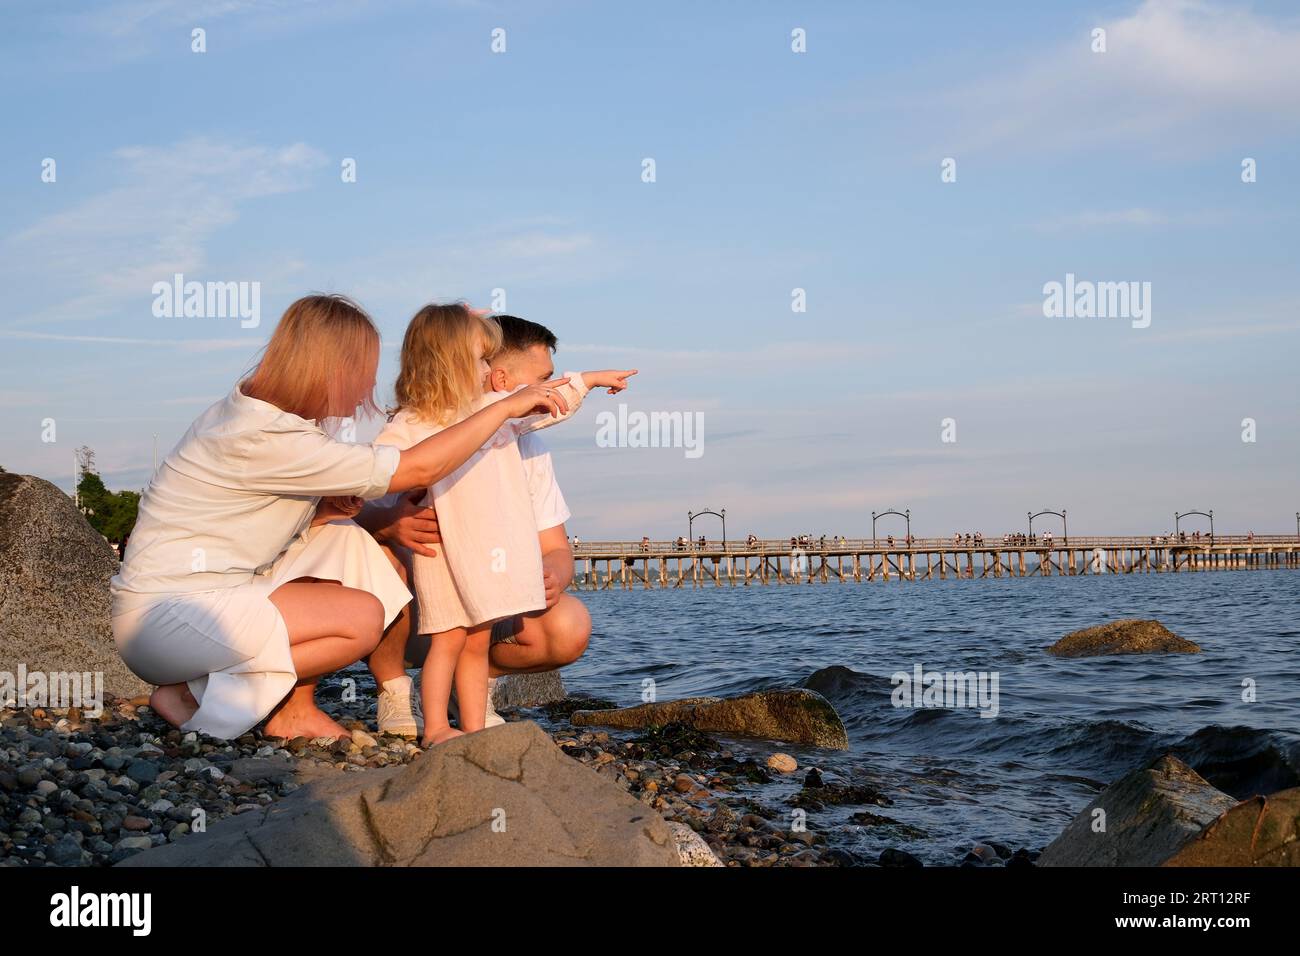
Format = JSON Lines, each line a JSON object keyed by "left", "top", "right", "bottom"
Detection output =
{"left": 393, "top": 303, "right": 502, "bottom": 425}
{"left": 242, "top": 294, "right": 381, "bottom": 421}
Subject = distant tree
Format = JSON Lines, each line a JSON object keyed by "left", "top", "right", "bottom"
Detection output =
{"left": 100, "top": 489, "right": 140, "bottom": 545}
{"left": 74, "top": 448, "right": 139, "bottom": 546}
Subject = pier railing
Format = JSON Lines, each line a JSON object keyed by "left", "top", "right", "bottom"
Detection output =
{"left": 572, "top": 534, "right": 1299, "bottom": 556}
{"left": 567, "top": 534, "right": 1300, "bottom": 589}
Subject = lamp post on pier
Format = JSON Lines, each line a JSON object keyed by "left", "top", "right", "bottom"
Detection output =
{"left": 871, "top": 509, "right": 911, "bottom": 547}
{"left": 1028, "top": 509, "right": 1067, "bottom": 545}
{"left": 688, "top": 508, "right": 726, "bottom": 552}
{"left": 1175, "top": 509, "right": 1213, "bottom": 541}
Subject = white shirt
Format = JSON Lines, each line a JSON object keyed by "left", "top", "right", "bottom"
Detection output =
{"left": 112, "top": 385, "right": 399, "bottom": 608}
{"left": 518, "top": 431, "right": 570, "bottom": 531}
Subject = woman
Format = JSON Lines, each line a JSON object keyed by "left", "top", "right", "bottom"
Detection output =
{"left": 110, "top": 294, "right": 567, "bottom": 741}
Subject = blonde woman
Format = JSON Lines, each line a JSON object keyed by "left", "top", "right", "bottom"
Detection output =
{"left": 110, "top": 294, "right": 567, "bottom": 741}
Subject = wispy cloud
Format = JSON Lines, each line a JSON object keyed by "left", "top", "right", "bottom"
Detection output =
{"left": 932, "top": 0, "right": 1300, "bottom": 155}
{"left": 0, "top": 330, "right": 258, "bottom": 352}
{"left": 2, "top": 138, "right": 326, "bottom": 330}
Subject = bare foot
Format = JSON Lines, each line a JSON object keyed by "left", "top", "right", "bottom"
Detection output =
{"left": 150, "top": 684, "right": 198, "bottom": 729}
{"left": 421, "top": 726, "right": 465, "bottom": 748}
{"left": 264, "top": 707, "right": 352, "bottom": 742}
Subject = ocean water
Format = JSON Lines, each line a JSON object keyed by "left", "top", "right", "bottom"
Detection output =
{"left": 560, "top": 571, "right": 1300, "bottom": 863}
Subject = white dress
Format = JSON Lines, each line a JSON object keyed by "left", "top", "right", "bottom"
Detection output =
{"left": 375, "top": 374, "right": 588, "bottom": 633}
{"left": 110, "top": 385, "right": 409, "bottom": 739}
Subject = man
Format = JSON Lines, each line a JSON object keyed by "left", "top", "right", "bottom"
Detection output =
{"left": 356, "top": 315, "right": 592, "bottom": 736}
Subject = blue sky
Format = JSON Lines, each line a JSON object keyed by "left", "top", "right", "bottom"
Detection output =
{"left": 2, "top": 0, "right": 1298, "bottom": 539}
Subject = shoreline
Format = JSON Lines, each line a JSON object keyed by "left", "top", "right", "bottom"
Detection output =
{"left": 0, "top": 689, "right": 1043, "bottom": 868}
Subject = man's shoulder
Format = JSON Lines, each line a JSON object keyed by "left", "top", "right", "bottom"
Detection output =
{"left": 517, "top": 430, "right": 551, "bottom": 462}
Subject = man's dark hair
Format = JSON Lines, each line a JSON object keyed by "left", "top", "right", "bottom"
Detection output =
{"left": 493, "top": 314, "right": 557, "bottom": 354}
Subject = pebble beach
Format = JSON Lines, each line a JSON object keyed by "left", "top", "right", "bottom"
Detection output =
{"left": 0, "top": 686, "right": 1043, "bottom": 869}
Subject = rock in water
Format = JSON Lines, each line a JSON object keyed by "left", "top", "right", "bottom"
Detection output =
{"left": 116, "top": 722, "right": 679, "bottom": 867}
{"left": 767, "top": 753, "right": 798, "bottom": 773}
{"left": 1037, "top": 755, "right": 1237, "bottom": 866}
{"left": 570, "top": 689, "right": 849, "bottom": 750}
{"left": 1164, "top": 787, "right": 1300, "bottom": 866}
{"left": 1046, "top": 619, "right": 1200, "bottom": 658}
{"left": 0, "top": 473, "right": 149, "bottom": 699}
{"left": 492, "top": 670, "right": 566, "bottom": 710}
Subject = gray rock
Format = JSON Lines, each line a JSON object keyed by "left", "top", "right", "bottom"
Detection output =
{"left": 48, "top": 834, "right": 84, "bottom": 866}
{"left": 117, "top": 721, "right": 679, "bottom": 867}
{"left": 1047, "top": 619, "right": 1200, "bottom": 658}
{"left": 228, "top": 755, "right": 296, "bottom": 784}
{"left": 666, "top": 821, "right": 723, "bottom": 867}
{"left": 125, "top": 759, "right": 159, "bottom": 785}
{"left": 492, "top": 671, "right": 567, "bottom": 710}
{"left": 0, "top": 473, "right": 150, "bottom": 699}
{"left": 571, "top": 689, "right": 849, "bottom": 750}
{"left": 1038, "top": 755, "right": 1238, "bottom": 866}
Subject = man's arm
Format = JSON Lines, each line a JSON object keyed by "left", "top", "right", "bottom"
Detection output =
{"left": 538, "top": 523, "right": 573, "bottom": 607}
{"left": 355, "top": 490, "right": 442, "bottom": 558}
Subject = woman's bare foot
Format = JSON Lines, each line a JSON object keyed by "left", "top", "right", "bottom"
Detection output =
{"left": 421, "top": 726, "right": 464, "bottom": 748}
{"left": 150, "top": 684, "right": 198, "bottom": 729}
{"left": 264, "top": 707, "right": 352, "bottom": 742}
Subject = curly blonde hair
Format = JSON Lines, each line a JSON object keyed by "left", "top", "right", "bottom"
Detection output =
{"left": 392, "top": 303, "right": 502, "bottom": 426}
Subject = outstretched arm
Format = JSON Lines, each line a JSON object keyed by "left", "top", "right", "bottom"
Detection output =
{"left": 388, "top": 381, "right": 570, "bottom": 492}
{"left": 514, "top": 369, "right": 638, "bottom": 436}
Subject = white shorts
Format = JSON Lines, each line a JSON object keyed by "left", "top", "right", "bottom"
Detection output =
{"left": 112, "top": 520, "right": 411, "bottom": 739}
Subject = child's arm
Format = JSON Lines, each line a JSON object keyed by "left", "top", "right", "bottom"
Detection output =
{"left": 513, "top": 369, "right": 638, "bottom": 436}
{"left": 312, "top": 495, "right": 364, "bottom": 526}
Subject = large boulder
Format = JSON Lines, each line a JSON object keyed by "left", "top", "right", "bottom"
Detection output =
{"left": 118, "top": 721, "right": 680, "bottom": 867}
{"left": 1164, "top": 787, "right": 1300, "bottom": 866}
{"left": 0, "top": 473, "right": 149, "bottom": 700}
{"left": 1037, "top": 755, "right": 1237, "bottom": 866}
{"left": 570, "top": 689, "right": 849, "bottom": 750}
{"left": 1047, "top": 619, "right": 1200, "bottom": 658}
{"left": 492, "top": 670, "right": 566, "bottom": 710}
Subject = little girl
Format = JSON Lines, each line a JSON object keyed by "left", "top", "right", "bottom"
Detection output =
{"left": 374, "top": 303, "right": 635, "bottom": 745}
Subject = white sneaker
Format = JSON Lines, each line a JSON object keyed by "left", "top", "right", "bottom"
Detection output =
{"left": 449, "top": 678, "right": 506, "bottom": 729}
{"left": 376, "top": 675, "right": 424, "bottom": 738}
{"left": 484, "top": 676, "right": 505, "bottom": 728}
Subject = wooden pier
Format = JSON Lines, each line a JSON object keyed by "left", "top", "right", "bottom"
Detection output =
{"left": 568, "top": 535, "right": 1300, "bottom": 590}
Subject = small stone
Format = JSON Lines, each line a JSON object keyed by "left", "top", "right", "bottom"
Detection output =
{"left": 969, "top": 843, "right": 999, "bottom": 864}
{"left": 879, "top": 847, "right": 923, "bottom": 868}
{"left": 766, "top": 753, "right": 798, "bottom": 774}
{"left": 672, "top": 774, "right": 694, "bottom": 794}
{"left": 16, "top": 768, "right": 43, "bottom": 788}
{"left": 48, "top": 834, "right": 84, "bottom": 866}
{"left": 125, "top": 760, "right": 159, "bottom": 785}
{"left": 122, "top": 816, "right": 152, "bottom": 832}
{"left": 35, "top": 780, "right": 59, "bottom": 797}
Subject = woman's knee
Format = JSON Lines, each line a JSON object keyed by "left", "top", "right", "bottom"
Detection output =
{"left": 344, "top": 590, "right": 386, "bottom": 650}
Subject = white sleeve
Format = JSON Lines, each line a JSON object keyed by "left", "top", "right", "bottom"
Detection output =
{"left": 508, "top": 371, "right": 591, "bottom": 437}
{"left": 238, "top": 424, "right": 400, "bottom": 500}
{"left": 518, "top": 432, "right": 571, "bottom": 531}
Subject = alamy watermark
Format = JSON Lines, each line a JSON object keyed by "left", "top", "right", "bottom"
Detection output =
{"left": 1042, "top": 273, "right": 1150, "bottom": 329}
{"left": 890, "top": 663, "right": 999, "bottom": 718}
{"left": 595, "top": 403, "right": 704, "bottom": 459}
{"left": 152, "top": 273, "right": 261, "bottom": 328}
{"left": 1, "top": 665, "right": 104, "bottom": 717}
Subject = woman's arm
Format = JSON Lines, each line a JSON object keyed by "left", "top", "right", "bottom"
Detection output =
{"left": 388, "top": 381, "right": 570, "bottom": 492}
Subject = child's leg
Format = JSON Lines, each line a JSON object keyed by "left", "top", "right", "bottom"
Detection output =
{"left": 453, "top": 623, "right": 493, "bottom": 734}
{"left": 421, "top": 626, "right": 468, "bottom": 746}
